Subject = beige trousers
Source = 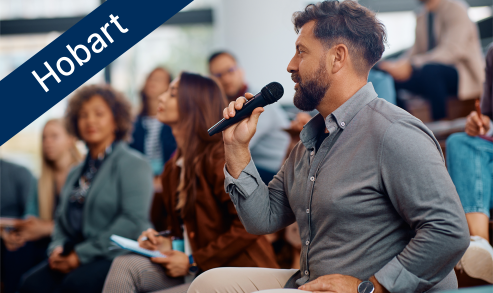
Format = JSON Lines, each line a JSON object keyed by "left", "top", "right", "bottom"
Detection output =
{"left": 187, "top": 268, "right": 301, "bottom": 293}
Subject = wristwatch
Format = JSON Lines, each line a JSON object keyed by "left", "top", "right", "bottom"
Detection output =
{"left": 358, "top": 280, "right": 374, "bottom": 293}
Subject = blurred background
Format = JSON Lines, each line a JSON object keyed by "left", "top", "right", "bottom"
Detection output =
{"left": 1, "top": 0, "right": 492, "bottom": 176}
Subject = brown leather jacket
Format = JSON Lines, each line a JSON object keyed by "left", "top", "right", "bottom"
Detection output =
{"left": 151, "top": 152, "right": 279, "bottom": 271}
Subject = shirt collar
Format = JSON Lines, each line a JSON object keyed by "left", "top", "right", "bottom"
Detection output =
{"left": 300, "top": 82, "right": 378, "bottom": 150}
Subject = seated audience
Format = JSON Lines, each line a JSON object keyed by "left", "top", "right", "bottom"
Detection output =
{"left": 446, "top": 44, "right": 493, "bottom": 284}
{"left": 0, "top": 159, "right": 37, "bottom": 293}
{"left": 22, "top": 119, "right": 82, "bottom": 238}
{"left": 1, "top": 119, "right": 82, "bottom": 293}
{"left": 208, "top": 51, "right": 290, "bottom": 184}
{"left": 130, "top": 67, "right": 177, "bottom": 183}
{"left": 102, "top": 72, "right": 278, "bottom": 293}
{"left": 19, "top": 85, "right": 153, "bottom": 293}
{"left": 379, "top": 0, "right": 484, "bottom": 120}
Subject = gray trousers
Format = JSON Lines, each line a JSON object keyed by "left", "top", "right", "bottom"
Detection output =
{"left": 102, "top": 254, "right": 188, "bottom": 293}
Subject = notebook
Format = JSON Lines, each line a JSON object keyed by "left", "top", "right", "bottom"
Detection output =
{"left": 110, "top": 234, "right": 166, "bottom": 258}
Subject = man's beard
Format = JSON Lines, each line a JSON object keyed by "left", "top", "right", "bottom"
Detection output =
{"left": 292, "top": 61, "right": 330, "bottom": 111}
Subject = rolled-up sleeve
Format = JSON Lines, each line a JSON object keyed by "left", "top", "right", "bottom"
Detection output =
{"left": 375, "top": 120, "right": 470, "bottom": 292}
{"left": 224, "top": 159, "right": 295, "bottom": 235}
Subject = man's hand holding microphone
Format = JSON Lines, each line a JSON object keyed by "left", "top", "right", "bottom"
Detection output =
{"left": 208, "top": 81, "right": 284, "bottom": 178}
{"left": 222, "top": 93, "right": 264, "bottom": 179}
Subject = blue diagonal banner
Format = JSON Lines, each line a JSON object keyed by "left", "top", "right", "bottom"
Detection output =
{"left": 0, "top": 0, "right": 194, "bottom": 146}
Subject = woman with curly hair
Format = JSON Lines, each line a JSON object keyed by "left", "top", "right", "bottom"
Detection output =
{"left": 102, "top": 72, "right": 278, "bottom": 293}
{"left": 20, "top": 85, "right": 154, "bottom": 293}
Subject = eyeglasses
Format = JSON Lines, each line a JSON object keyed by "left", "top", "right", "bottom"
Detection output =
{"left": 212, "top": 66, "right": 237, "bottom": 79}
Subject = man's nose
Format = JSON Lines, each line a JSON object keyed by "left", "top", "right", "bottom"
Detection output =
{"left": 287, "top": 56, "right": 298, "bottom": 73}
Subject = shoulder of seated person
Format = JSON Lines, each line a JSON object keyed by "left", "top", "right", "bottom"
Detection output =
{"left": 363, "top": 99, "right": 434, "bottom": 144}
{"left": 1, "top": 160, "right": 32, "bottom": 178}
{"left": 445, "top": 0, "right": 469, "bottom": 11}
{"left": 114, "top": 143, "right": 149, "bottom": 168}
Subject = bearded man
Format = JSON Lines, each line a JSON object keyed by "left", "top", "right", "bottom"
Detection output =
{"left": 189, "top": 1, "right": 469, "bottom": 292}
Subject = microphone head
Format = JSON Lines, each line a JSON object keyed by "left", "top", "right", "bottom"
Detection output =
{"left": 261, "top": 82, "right": 284, "bottom": 104}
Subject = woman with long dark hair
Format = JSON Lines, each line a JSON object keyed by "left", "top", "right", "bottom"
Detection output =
{"left": 102, "top": 72, "right": 278, "bottom": 293}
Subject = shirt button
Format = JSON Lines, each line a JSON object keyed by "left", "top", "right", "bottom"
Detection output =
{"left": 189, "top": 232, "right": 195, "bottom": 239}
{"left": 304, "top": 270, "right": 309, "bottom": 276}
{"left": 310, "top": 150, "right": 315, "bottom": 156}
{"left": 310, "top": 176, "right": 315, "bottom": 182}
{"left": 305, "top": 240, "right": 310, "bottom": 245}
{"left": 340, "top": 121, "right": 346, "bottom": 127}
{"left": 306, "top": 209, "right": 310, "bottom": 213}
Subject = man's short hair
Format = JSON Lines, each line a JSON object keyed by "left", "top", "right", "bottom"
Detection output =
{"left": 292, "top": 0, "right": 386, "bottom": 71}
{"left": 208, "top": 51, "right": 237, "bottom": 65}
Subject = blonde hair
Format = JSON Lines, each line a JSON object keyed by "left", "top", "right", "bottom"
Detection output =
{"left": 38, "top": 119, "right": 82, "bottom": 220}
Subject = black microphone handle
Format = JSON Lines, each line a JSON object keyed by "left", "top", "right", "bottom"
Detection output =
{"left": 208, "top": 93, "right": 268, "bottom": 136}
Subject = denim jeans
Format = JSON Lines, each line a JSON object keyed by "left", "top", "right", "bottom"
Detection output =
{"left": 446, "top": 133, "right": 493, "bottom": 218}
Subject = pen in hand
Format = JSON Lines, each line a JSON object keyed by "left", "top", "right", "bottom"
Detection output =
{"left": 141, "top": 230, "right": 171, "bottom": 242}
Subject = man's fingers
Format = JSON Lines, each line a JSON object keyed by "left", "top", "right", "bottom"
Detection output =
{"left": 245, "top": 92, "right": 254, "bottom": 99}
{"left": 228, "top": 101, "right": 236, "bottom": 117}
{"left": 299, "top": 279, "right": 326, "bottom": 291}
{"left": 223, "top": 107, "right": 230, "bottom": 119}
{"left": 235, "top": 96, "right": 248, "bottom": 110}
{"left": 246, "top": 107, "right": 264, "bottom": 131}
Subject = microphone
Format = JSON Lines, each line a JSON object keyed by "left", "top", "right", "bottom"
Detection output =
{"left": 208, "top": 82, "right": 284, "bottom": 136}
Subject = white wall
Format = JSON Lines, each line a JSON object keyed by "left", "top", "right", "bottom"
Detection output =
{"left": 212, "top": 0, "right": 311, "bottom": 105}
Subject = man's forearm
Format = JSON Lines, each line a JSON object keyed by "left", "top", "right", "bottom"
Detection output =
{"left": 224, "top": 144, "right": 252, "bottom": 179}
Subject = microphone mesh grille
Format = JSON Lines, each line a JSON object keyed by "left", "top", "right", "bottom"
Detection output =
{"left": 263, "top": 82, "right": 284, "bottom": 104}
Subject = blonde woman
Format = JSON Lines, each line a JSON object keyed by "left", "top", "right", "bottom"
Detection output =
{"left": 1, "top": 119, "right": 81, "bottom": 293}
{"left": 20, "top": 119, "right": 82, "bottom": 241}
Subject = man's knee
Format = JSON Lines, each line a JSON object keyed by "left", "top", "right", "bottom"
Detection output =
{"left": 188, "top": 268, "right": 230, "bottom": 293}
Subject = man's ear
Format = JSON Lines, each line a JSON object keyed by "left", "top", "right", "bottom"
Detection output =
{"left": 330, "top": 44, "right": 349, "bottom": 74}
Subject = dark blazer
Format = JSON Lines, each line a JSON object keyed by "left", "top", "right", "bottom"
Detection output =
{"left": 151, "top": 151, "right": 279, "bottom": 271}
{"left": 129, "top": 115, "right": 177, "bottom": 164}
{"left": 49, "top": 142, "right": 153, "bottom": 264}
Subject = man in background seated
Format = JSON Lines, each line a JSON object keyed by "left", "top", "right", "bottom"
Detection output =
{"left": 379, "top": 0, "right": 484, "bottom": 121}
{"left": 0, "top": 159, "right": 38, "bottom": 293}
{"left": 208, "top": 51, "right": 290, "bottom": 184}
{"left": 446, "top": 44, "right": 493, "bottom": 284}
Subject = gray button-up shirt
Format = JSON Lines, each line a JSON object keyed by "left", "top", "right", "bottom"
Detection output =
{"left": 224, "top": 83, "right": 469, "bottom": 293}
